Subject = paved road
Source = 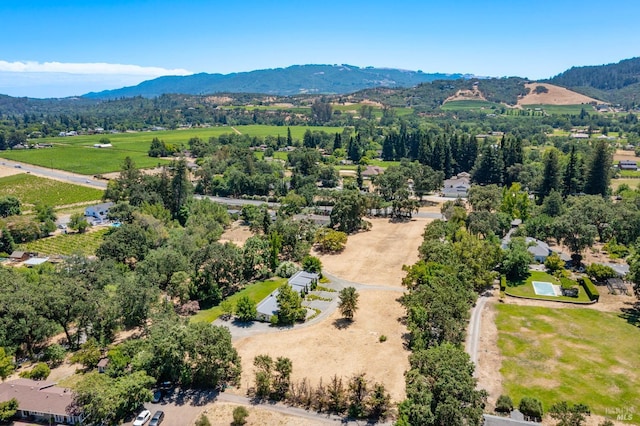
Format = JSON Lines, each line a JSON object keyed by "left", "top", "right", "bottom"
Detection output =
{"left": 466, "top": 292, "right": 491, "bottom": 372}
{"left": 131, "top": 388, "right": 392, "bottom": 426}
{"left": 0, "top": 159, "right": 108, "bottom": 189}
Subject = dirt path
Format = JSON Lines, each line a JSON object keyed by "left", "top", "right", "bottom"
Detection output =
{"left": 231, "top": 126, "right": 242, "bottom": 135}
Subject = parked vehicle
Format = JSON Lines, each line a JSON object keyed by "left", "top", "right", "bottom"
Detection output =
{"left": 149, "top": 410, "right": 164, "bottom": 426}
{"left": 133, "top": 409, "right": 151, "bottom": 426}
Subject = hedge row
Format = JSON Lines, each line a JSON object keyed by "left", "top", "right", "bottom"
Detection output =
{"left": 579, "top": 277, "right": 600, "bottom": 302}
{"left": 500, "top": 275, "right": 506, "bottom": 292}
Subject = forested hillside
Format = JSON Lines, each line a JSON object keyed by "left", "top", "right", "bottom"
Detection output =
{"left": 546, "top": 57, "right": 640, "bottom": 106}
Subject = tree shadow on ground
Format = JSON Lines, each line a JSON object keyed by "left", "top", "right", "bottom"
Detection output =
{"left": 619, "top": 301, "right": 640, "bottom": 328}
{"left": 231, "top": 319, "right": 256, "bottom": 328}
{"left": 333, "top": 318, "right": 353, "bottom": 330}
{"left": 163, "top": 388, "right": 219, "bottom": 407}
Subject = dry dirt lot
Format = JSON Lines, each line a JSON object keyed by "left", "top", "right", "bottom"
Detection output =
{"left": 314, "top": 214, "right": 434, "bottom": 287}
{"left": 614, "top": 149, "right": 638, "bottom": 162}
{"left": 198, "top": 403, "right": 329, "bottom": 426}
{"left": 518, "top": 83, "right": 599, "bottom": 105}
{"left": 219, "top": 220, "right": 253, "bottom": 247}
{"left": 0, "top": 164, "right": 25, "bottom": 178}
{"left": 233, "top": 289, "right": 410, "bottom": 402}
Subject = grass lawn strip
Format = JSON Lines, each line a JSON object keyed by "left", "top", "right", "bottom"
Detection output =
{"left": 505, "top": 270, "right": 592, "bottom": 303}
{"left": 496, "top": 304, "right": 640, "bottom": 424}
{"left": 190, "top": 277, "right": 287, "bottom": 323}
{"left": 0, "top": 174, "right": 104, "bottom": 206}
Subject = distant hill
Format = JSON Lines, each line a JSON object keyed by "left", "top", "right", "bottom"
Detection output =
{"left": 83, "top": 64, "right": 471, "bottom": 99}
{"left": 546, "top": 57, "right": 640, "bottom": 105}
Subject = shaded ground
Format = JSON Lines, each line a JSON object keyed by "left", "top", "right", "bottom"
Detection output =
{"left": 219, "top": 220, "right": 253, "bottom": 247}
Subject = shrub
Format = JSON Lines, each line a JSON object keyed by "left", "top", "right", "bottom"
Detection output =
{"left": 43, "top": 344, "right": 66, "bottom": 367}
{"left": 19, "top": 362, "right": 50, "bottom": 380}
{"left": 275, "top": 261, "right": 299, "bottom": 278}
{"left": 235, "top": 295, "right": 257, "bottom": 322}
{"left": 500, "top": 275, "right": 506, "bottom": 292}
{"left": 194, "top": 414, "right": 211, "bottom": 426}
{"left": 232, "top": 406, "right": 249, "bottom": 426}
{"left": 495, "top": 394, "right": 513, "bottom": 414}
{"left": 519, "top": 396, "right": 543, "bottom": 422}
{"left": 585, "top": 263, "right": 617, "bottom": 282}
{"left": 544, "top": 252, "right": 565, "bottom": 273}
{"left": 314, "top": 228, "right": 347, "bottom": 252}
{"left": 579, "top": 277, "right": 600, "bottom": 301}
{"left": 378, "top": 335, "right": 387, "bottom": 343}
{"left": 560, "top": 277, "right": 577, "bottom": 290}
{"left": 302, "top": 255, "right": 322, "bottom": 275}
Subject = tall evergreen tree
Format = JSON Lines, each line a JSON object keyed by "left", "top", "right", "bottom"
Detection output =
{"left": 539, "top": 148, "right": 562, "bottom": 199}
{"left": 563, "top": 144, "right": 581, "bottom": 196}
{"left": 333, "top": 132, "right": 342, "bottom": 150}
{"left": 584, "top": 140, "right": 612, "bottom": 196}
{"left": 286, "top": 127, "right": 292, "bottom": 146}
{"left": 472, "top": 144, "right": 503, "bottom": 185}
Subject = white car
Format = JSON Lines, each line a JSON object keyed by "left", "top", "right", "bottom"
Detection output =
{"left": 133, "top": 409, "right": 151, "bottom": 426}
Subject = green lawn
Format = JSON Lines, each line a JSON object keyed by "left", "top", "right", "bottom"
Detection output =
{"left": 19, "top": 228, "right": 109, "bottom": 256}
{"left": 496, "top": 304, "right": 640, "bottom": 423}
{"left": 0, "top": 174, "right": 104, "bottom": 207}
{"left": 190, "top": 277, "right": 287, "bottom": 323}
{"left": 505, "top": 270, "right": 592, "bottom": 303}
{"left": 619, "top": 170, "right": 640, "bottom": 178}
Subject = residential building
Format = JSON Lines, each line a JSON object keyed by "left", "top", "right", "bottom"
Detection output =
{"left": 0, "top": 379, "right": 83, "bottom": 424}
{"left": 84, "top": 202, "right": 114, "bottom": 222}
{"left": 255, "top": 271, "right": 319, "bottom": 321}
{"left": 442, "top": 172, "right": 471, "bottom": 198}
{"left": 618, "top": 160, "right": 638, "bottom": 171}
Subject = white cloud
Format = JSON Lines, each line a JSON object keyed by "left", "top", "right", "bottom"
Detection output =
{"left": 0, "top": 60, "right": 192, "bottom": 76}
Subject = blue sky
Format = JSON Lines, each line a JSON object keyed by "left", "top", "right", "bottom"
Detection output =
{"left": 1, "top": 0, "right": 639, "bottom": 98}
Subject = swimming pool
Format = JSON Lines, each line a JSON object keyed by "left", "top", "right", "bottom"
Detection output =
{"left": 532, "top": 281, "right": 558, "bottom": 296}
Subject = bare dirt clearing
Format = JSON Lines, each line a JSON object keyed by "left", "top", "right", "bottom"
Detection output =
{"left": 0, "top": 164, "right": 25, "bottom": 178}
{"left": 518, "top": 83, "right": 599, "bottom": 105}
{"left": 614, "top": 149, "right": 638, "bottom": 163}
{"left": 219, "top": 221, "right": 253, "bottom": 247}
{"left": 199, "top": 403, "right": 329, "bottom": 426}
{"left": 233, "top": 289, "right": 410, "bottom": 402}
{"left": 315, "top": 215, "right": 433, "bottom": 287}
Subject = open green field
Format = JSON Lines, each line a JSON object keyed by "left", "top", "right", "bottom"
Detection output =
{"left": 19, "top": 228, "right": 109, "bottom": 256}
{"left": 505, "top": 270, "right": 591, "bottom": 303}
{"left": 0, "top": 125, "right": 347, "bottom": 174}
{"left": 612, "top": 178, "right": 640, "bottom": 191}
{"left": 496, "top": 304, "right": 640, "bottom": 423}
{"left": 0, "top": 145, "right": 169, "bottom": 175}
{"left": 619, "top": 169, "right": 640, "bottom": 178}
{"left": 0, "top": 174, "right": 104, "bottom": 207}
{"left": 440, "top": 100, "right": 502, "bottom": 111}
{"left": 190, "top": 277, "right": 286, "bottom": 323}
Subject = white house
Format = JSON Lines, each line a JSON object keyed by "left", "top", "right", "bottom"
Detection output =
{"left": 442, "top": 172, "right": 471, "bottom": 198}
{"left": 84, "top": 202, "right": 114, "bottom": 222}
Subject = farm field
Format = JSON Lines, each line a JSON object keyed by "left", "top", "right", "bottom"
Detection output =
{"left": 0, "top": 125, "right": 347, "bottom": 174}
{"left": 496, "top": 304, "right": 640, "bottom": 424}
{"left": 19, "top": 228, "right": 109, "bottom": 256}
{"left": 612, "top": 178, "right": 640, "bottom": 191}
{"left": 523, "top": 104, "right": 595, "bottom": 115}
{"left": 190, "top": 278, "right": 286, "bottom": 323}
{"left": 0, "top": 173, "right": 104, "bottom": 207}
{"left": 440, "top": 100, "right": 502, "bottom": 111}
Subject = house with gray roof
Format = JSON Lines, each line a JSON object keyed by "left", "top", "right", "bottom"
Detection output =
{"left": 0, "top": 378, "right": 83, "bottom": 424}
{"left": 255, "top": 271, "right": 319, "bottom": 322}
{"left": 441, "top": 172, "right": 471, "bottom": 198}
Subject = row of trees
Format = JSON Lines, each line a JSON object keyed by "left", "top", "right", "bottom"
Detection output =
{"left": 251, "top": 355, "right": 392, "bottom": 421}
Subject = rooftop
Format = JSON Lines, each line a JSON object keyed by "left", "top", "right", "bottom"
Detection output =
{"left": 0, "top": 379, "right": 75, "bottom": 417}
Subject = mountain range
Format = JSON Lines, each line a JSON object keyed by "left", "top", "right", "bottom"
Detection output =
{"left": 79, "top": 58, "right": 640, "bottom": 107}
{"left": 83, "top": 64, "right": 471, "bottom": 99}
